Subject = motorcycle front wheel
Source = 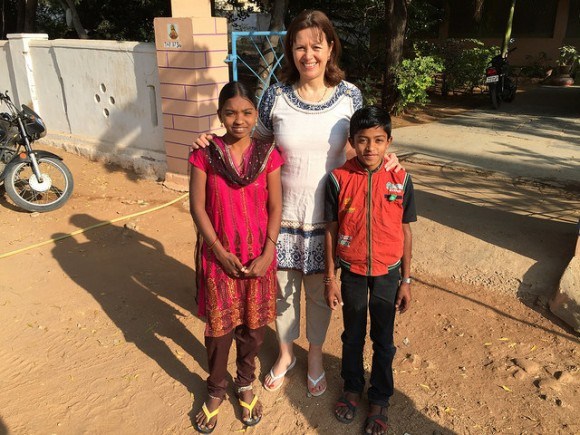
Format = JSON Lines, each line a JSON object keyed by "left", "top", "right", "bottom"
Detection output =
{"left": 489, "top": 84, "right": 501, "bottom": 109}
{"left": 4, "top": 157, "right": 74, "bottom": 212}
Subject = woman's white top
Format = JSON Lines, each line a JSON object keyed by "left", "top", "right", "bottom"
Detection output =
{"left": 255, "top": 81, "right": 362, "bottom": 274}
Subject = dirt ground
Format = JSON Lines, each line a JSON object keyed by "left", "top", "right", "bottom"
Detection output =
{"left": 0, "top": 94, "right": 579, "bottom": 435}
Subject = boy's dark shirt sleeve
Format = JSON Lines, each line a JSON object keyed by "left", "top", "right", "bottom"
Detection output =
{"left": 403, "top": 175, "right": 417, "bottom": 223}
{"left": 324, "top": 175, "right": 339, "bottom": 222}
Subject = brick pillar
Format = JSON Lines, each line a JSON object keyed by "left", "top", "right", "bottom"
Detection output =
{"left": 153, "top": 5, "right": 228, "bottom": 190}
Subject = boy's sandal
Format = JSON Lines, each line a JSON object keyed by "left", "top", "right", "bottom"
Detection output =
{"left": 237, "top": 385, "right": 262, "bottom": 427}
{"left": 193, "top": 402, "right": 220, "bottom": 434}
{"left": 334, "top": 395, "right": 358, "bottom": 424}
{"left": 307, "top": 371, "right": 326, "bottom": 397}
{"left": 263, "top": 356, "right": 296, "bottom": 392}
{"left": 364, "top": 411, "right": 389, "bottom": 434}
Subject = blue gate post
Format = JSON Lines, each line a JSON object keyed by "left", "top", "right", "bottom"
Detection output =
{"left": 225, "top": 31, "right": 287, "bottom": 105}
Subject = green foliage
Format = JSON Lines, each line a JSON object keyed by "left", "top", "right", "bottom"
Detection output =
{"left": 416, "top": 39, "right": 497, "bottom": 93}
{"left": 353, "top": 76, "right": 381, "bottom": 107}
{"left": 393, "top": 55, "right": 444, "bottom": 114}
{"left": 406, "top": 0, "right": 444, "bottom": 39}
{"left": 557, "top": 45, "right": 579, "bottom": 67}
{"left": 520, "top": 51, "right": 550, "bottom": 78}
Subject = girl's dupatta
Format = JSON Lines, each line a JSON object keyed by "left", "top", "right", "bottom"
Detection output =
{"left": 206, "top": 138, "right": 275, "bottom": 186}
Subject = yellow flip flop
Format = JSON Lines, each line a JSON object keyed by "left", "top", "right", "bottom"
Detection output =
{"left": 194, "top": 402, "right": 220, "bottom": 434}
{"left": 239, "top": 394, "right": 262, "bottom": 427}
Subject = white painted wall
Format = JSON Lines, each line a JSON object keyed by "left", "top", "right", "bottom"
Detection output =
{"left": 1, "top": 36, "right": 166, "bottom": 179}
{"left": 0, "top": 41, "right": 18, "bottom": 100}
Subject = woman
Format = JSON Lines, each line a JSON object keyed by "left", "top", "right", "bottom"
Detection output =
{"left": 194, "top": 9, "right": 400, "bottom": 399}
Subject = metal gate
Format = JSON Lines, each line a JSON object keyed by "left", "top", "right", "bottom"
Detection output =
{"left": 225, "top": 31, "right": 287, "bottom": 104}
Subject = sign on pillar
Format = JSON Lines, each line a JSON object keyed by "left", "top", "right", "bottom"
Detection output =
{"left": 153, "top": 15, "right": 228, "bottom": 189}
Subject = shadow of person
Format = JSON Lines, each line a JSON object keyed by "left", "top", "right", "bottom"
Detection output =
{"left": 0, "top": 415, "right": 7, "bottom": 435}
{"left": 255, "top": 323, "right": 453, "bottom": 433}
{"left": 51, "top": 213, "right": 207, "bottom": 393}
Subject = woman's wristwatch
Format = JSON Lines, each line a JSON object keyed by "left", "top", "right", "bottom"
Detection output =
{"left": 401, "top": 277, "right": 412, "bottom": 284}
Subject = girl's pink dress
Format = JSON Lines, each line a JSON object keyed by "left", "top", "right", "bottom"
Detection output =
{"left": 189, "top": 137, "right": 283, "bottom": 337}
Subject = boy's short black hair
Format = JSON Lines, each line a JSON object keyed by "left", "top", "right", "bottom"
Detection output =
{"left": 349, "top": 106, "right": 392, "bottom": 138}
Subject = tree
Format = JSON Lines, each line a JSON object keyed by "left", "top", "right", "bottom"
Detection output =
{"left": 255, "top": 0, "right": 289, "bottom": 97}
{"left": 382, "top": 0, "right": 408, "bottom": 111}
{"left": 59, "top": 0, "right": 88, "bottom": 39}
{"left": 17, "top": 0, "right": 39, "bottom": 33}
{"left": 500, "top": 0, "right": 516, "bottom": 57}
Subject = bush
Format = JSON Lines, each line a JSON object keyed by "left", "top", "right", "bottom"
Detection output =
{"left": 394, "top": 55, "right": 444, "bottom": 114}
{"left": 415, "top": 39, "right": 497, "bottom": 94}
{"left": 520, "top": 52, "right": 550, "bottom": 78}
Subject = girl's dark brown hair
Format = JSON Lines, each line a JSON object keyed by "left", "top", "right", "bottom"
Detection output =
{"left": 217, "top": 81, "right": 257, "bottom": 112}
{"left": 280, "top": 9, "right": 345, "bottom": 86}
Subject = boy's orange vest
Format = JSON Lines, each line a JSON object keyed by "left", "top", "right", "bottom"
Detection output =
{"left": 329, "top": 157, "right": 409, "bottom": 276}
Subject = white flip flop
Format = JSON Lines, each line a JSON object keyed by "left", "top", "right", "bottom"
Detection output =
{"left": 263, "top": 357, "right": 297, "bottom": 392}
{"left": 307, "top": 371, "right": 327, "bottom": 397}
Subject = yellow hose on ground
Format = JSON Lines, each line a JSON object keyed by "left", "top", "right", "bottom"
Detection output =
{"left": 0, "top": 192, "right": 189, "bottom": 259}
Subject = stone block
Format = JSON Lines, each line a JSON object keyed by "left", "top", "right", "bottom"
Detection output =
{"left": 173, "top": 114, "right": 210, "bottom": 132}
{"left": 171, "top": 0, "right": 211, "bottom": 18}
{"left": 160, "top": 83, "right": 186, "bottom": 100}
{"left": 185, "top": 83, "right": 222, "bottom": 102}
{"left": 165, "top": 157, "right": 190, "bottom": 177}
{"left": 164, "top": 171, "right": 190, "bottom": 191}
{"left": 167, "top": 51, "right": 206, "bottom": 69}
{"left": 205, "top": 50, "right": 228, "bottom": 67}
{"left": 165, "top": 141, "right": 190, "bottom": 160}
{"left": 550, "top": 254, "right": 580, "bottom": 332}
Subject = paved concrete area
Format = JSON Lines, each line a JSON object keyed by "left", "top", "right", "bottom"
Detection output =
{"left": 392, "top": 85, "right": 580, "bottom": 189}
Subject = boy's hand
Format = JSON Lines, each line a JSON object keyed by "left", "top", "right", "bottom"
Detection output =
{"left": 324, "top": 280, "right": 343, "bottom": 310}
{"left": 384, "top": 152, "right": 403, "bottom": 172}
{"left": 395, "top": 282, "right": 411, "bottom": 313}
{"left": 192, "top": 133, "right": 215, "bottom": 150}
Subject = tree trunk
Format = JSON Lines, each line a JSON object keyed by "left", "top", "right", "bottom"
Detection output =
{"left": 255, "top": 0, "right": 289, "bottom": 98}
{"left": 22, "top": 0, "right": 37, "bottom": 32}
{"left": 382, "top": 0, "right": 408, "bottom": 111}
{"left": 1, "top": 0, "right": 6, "bottom": 39}
{"left": 500, "top": 0, "right": 516, "bottom": 57}
{"left": 61, "top": 0, "right": 88, "bottom": 39}
{"left": 16, "top": 0, "right": 25, "bottom": 32}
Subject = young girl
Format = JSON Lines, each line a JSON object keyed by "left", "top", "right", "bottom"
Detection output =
{"left": 189, "top": 81, "right": 283, "bottom": 433}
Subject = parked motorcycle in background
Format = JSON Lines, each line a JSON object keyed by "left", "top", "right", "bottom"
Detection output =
{"left": 485, "top": 40, "right": 518, "bottom": 109}
{"left": 0, "top": 91, "right": 74, "bottom": 212}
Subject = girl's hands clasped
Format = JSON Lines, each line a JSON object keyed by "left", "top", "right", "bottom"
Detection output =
{"left": 243, "top": 250, "right": 274, "bottom": 278}
{"left": 214, "top": 248, "right": 245, "bottom": 278}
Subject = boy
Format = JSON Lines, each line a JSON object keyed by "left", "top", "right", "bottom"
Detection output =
{"left": 324, "top": 106, "right": 416, "bottom": 435}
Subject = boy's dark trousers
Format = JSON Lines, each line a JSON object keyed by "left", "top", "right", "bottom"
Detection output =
{"left": 340, "top": 268, "right": 400, "bottom": 407}
{"left": 205, "top": 324, "right": 266, "bottom": 400}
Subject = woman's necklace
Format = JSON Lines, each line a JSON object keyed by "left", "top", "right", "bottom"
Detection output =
{"left": 296, "top": 85, "right": 329, "bottom": 103}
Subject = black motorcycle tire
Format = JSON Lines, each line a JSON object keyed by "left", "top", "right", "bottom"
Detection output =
{"left": 4, "top": 156, "right": 74, "bottom": 212}
{"left": 504, "top": 81, "right": 517, "bottom": 102}
{"left": 489, "top": 84, "right": 501, "bottom": 109}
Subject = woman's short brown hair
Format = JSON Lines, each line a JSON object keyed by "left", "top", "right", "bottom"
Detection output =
{"left": 280, "top": 9, "right": 345, "bottom": 86}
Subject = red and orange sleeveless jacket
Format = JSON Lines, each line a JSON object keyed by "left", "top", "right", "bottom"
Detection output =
{"left": 328, "top": 157, "right": 409, "bottom": 276}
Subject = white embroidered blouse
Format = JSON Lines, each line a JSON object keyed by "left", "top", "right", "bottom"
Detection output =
{"left": 255, "top": 81, "right": 363, "bottom": 274}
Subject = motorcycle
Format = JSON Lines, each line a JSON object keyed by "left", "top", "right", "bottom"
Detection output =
{"left": 0, "top": 91, "right": 74, "bottom": 212}
{"left": 485, "top": 42, "right": 517, "bottom": 109}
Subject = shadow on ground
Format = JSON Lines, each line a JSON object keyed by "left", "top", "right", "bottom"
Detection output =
{"left": 51, "top": 214, "right": 206, "bottom": 393}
